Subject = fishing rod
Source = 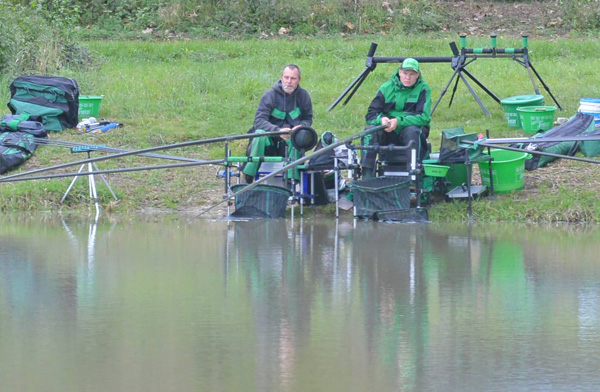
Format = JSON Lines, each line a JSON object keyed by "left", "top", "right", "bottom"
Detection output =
{"left": 38, "top": 138, "right": 205, "bottom": 162}
{"left": 1, "top": 135, "right": 208, "bottom": 164}
{"left": 0, "top": 159, "right": 225, "bottom": 183}
{"left": 188, "top": 124, "right": 388, "bottom": 221}
{"left": 1, "top": 130, "right": 291, "bottom": 181}
{"left": 475, "top": 135, "right": 600, "bottom": 145}
{"left": 461, "top": 140, "right": 600, "bottom": 165}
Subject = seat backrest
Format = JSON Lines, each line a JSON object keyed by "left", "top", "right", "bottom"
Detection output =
{"left": 439, "top": 127, "right": 487, "bottom": 164}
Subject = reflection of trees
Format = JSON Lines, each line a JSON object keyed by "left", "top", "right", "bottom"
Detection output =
{"left": 0, "top": 233, "right": 78, "bottom": 324}
{"left": 5, "top": 216, "right": 600, "bottom": 390}
{"left": 349, "top": 222, "right": 431, "bottom": 389}
{"left": 0, "top": 223, "right": 82, "bottom": 387}
{"left": 231, "top": 219, "right": 313, "bottom": 391}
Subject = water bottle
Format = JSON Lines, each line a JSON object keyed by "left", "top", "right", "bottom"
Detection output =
{"left": 216, "top": 169, "right": 238, "bottom": 178}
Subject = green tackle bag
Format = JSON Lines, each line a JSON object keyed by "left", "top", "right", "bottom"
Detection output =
{"left": 8, "top": 75, "right": 79, "bottom": 131}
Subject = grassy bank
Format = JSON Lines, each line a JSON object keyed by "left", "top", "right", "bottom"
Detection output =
{"left": 1, "top": 37, "right": 599, "bottom": 222}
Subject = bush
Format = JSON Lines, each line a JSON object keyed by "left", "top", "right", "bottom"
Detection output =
{"left": 560, "top": 0, "right": 600, "bottom": 31}
{"left": 0, "top": 0, "right": 93, "bottom": 77}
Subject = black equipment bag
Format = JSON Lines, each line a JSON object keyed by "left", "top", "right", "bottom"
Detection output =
{"left": 8, "top": 75, "right": 79, "bottom": 131}
{"left": 509, "top": 113, "right": 598, "bottom": 170}
{"left": 0, "top": 113, "right": 47, "bottom": 174}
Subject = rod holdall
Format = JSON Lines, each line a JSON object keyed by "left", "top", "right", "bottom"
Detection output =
{"left": 0, "top": 113, "right": 48, "bottom": 174}
{"left": 0, "top": 131, "right": 45, "bottom": 174}
{"left": 0, "top": 114, "right": 47, "bottom": 137}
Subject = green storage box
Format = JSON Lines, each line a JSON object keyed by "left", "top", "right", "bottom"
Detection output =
{"left": 78, "top": 95, "right": 103, "bottom": 119}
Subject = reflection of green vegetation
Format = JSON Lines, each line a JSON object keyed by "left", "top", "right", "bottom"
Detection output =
{"left": 3, "top": 216, "right": 600, "bottom": 390}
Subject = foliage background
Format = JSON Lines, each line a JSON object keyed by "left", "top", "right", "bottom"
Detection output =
{"left": 0, "top": 0, "right": 599, "bottom": 222}
{"left": 2, "top": 0, "right": 600, "bottom": 77}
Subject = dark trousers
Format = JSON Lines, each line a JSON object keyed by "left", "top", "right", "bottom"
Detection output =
{"left": 360, "top": 125, "right": 428, "bottom": 170}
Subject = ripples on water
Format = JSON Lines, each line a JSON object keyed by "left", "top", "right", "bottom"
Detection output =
{"left": 1, "top": 215, "right": 600, "bottom": 391}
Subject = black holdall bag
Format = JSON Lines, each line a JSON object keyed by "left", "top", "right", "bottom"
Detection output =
{"left": 8, "top": 75, "right": 79, "bottom": 131}
{"left": 0, "top": 113, "right": 48, "bottom": 174}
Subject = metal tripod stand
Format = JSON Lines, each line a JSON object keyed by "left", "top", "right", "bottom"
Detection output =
{"left": 61, "top": 147, "right": 118, "bottom": 219}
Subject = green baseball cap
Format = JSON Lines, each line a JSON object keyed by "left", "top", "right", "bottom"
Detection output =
{"left": 401, "top": 58, "right": 420, "bottom": 72}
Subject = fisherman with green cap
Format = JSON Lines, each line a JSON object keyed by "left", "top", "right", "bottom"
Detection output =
{"left": 360, "top": 57, "right": 432, "bottom": 177}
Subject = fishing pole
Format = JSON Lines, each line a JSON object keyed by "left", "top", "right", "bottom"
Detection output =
{"left": 187, "top": 124, "right": 388, "bottom": 221}
{"left": 475, "top": 134, "right": 600, "bottom": 145}
{"left": 0, "top": 159, "right": 225, "bottom": 183}
{"left": 1, "top": 135, "right": 208, "bottom": 164}
{"left": 461, "top": 140, "right": 600, "bottom": 165}
{"left": 0, "top": 130, "right": 290, "bottom": 181}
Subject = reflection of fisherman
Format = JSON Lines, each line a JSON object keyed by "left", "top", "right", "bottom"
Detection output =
{"left": 361, "top": 58, "right": 432, "bottom": 178}
{"left": 243, "top": 64, "right": 314, "bottom": 183}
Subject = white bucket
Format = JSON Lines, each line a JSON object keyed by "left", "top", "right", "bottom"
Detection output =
{"left": 578, "top": 98, "right": 600, "bottom": 129}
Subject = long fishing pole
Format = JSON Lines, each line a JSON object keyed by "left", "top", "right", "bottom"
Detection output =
{"left": 1, "top": 130, "right": 290, "bottom": 181}
{"left": 476, "top": 135, "right": 600, "bottom": 145}
{"left": 1, "top": 135, "right": 209, "bottom": 164}
{"left": 34, "top": 138, "right": 206, "bottom": 162}
{"left": 461, "top": 140, "right": 600, "bottom": 165}
{"left": 0, "top": 159, "right": 225, "bottom": 183}
{"left": 188, "top": 124, "right": 388, "bottom": 221}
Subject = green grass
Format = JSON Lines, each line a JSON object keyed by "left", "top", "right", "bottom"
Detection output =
{"left": 1, "top": 36, "right": 599, "bottom": 221}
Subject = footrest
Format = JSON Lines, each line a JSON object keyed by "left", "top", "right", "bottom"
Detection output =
{"left": 446, "top": 185, "right": 488, "bottom": 200}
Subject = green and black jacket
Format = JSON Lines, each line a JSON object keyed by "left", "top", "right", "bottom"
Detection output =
{"left": 253, "top": 80, "right": 313, "bottom": 140}
{"left": 366, "top": 68, "right": 432, "bottom": 135}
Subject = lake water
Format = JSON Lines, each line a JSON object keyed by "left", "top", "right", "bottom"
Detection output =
{"left": 1, "top": 214, "right": 600, "bottom": 391}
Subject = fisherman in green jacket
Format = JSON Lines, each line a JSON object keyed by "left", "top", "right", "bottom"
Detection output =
{"left": 361, "top": 58, "right": 432, "bottom": 178}
{"left": 242, "top": 64, "right": 313, "bottom": 183}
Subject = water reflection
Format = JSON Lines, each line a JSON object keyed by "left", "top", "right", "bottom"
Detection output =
{"left": 1, "top": 216, "right": 600, "bottom": 391}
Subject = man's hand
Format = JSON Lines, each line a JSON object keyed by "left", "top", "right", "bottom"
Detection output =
{"left": 279, "top": 127, "right": 292, "bottom": 140}
{"left": 381, "top": 117, "right": 398, "bottom": 132}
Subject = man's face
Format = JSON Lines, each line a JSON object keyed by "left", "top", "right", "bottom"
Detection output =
{"left": 399, "top": 69, "right": 419, "bottom": 87}
{"left": 281, "top": 67, "right": 300, "bottom": 94}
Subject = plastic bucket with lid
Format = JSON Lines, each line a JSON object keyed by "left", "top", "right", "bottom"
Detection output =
{"left": 517, "top": 106, "right": 557, "bottom": 133}
{"left": 500, "top": 94, "right": 544, "bottom": 128}
{"left": 478, "top": 149, "right": 530, "bottom": 193}
{"left": 578, "top": 98, "right": 600, "bottom": 129}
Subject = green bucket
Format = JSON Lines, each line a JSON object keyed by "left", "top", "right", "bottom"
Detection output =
{"left": 478, "top": 149, "right": 529, "bottom": 193}
{"left": 78, "top": 95, "right": 103, "bottom": 119}
{"left": 517, "top": 106, "right": 557, "bottom": 133}
{"left": 500, "top": 94, "right": 544, "bottom": 128}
